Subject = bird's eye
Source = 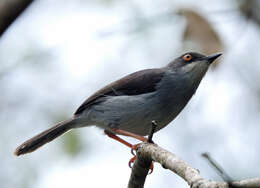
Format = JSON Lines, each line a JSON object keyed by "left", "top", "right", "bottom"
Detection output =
{"left": 183, "top": 54, "right": 192, "bottom": 62}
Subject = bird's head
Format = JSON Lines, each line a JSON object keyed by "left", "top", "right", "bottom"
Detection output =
{"left": 167, "top": 52, "right": 222, "bottom": 79}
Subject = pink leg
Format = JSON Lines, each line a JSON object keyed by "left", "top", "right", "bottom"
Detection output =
{"left": 111, "top": 128, "right": 147, "bottom": 142}
{"left": 104, "top": 129, "right": 154, "bottom": 174}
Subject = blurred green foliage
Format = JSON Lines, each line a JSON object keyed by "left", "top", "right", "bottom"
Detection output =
{"left": 62, "top": 131, "right": 83, "bottom": 157}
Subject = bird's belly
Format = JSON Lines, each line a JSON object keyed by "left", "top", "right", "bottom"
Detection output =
{"left": 86, "top": 93, "right": 186, "bottom": 136}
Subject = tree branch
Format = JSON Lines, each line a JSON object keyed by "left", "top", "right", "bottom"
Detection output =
{"left": 0, "top": 0, "right": 34, "bottom": 37}
{"left": 128, "top": 143, "right": 260, "bottom": 188}
{"left": 127, "top": 151, "right": 152, "bottom": 188}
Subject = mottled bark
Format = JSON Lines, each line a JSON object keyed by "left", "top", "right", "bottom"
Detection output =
{"left": 128, "top": 143, "right": 260, "bottom": 188}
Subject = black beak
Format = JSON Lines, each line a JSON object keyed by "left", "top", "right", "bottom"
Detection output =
{"left": 206, "top": 53, "right": 222, "bottom": 64}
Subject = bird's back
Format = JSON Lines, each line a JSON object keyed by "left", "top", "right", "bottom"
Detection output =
{"left": 84, "top": 70, "right": 200, "bottom": 136}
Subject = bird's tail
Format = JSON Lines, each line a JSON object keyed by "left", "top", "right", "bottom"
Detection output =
{"left": 14, "top": 118, "right": 78, "bottom": 156}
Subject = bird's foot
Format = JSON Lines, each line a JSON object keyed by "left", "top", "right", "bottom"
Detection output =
{"left": 130, "top": 144, "right": 139, "bottom": 155}
{"left": 129, "top": 143, "right": 154, "bottom": 174}
{"left": 128, "top": 155, "right": 154, "bottom": 174}
{"left": 128, "top": 155, "right": 136, "bottom": 168}
{"left": 104, "top": 130, "right": 154, "bottom": 173}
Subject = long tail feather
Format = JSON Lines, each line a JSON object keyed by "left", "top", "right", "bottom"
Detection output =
{"left": 14, "top": 118, "right": 77, "bottom": 156}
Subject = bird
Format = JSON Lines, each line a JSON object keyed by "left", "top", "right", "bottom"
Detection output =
{"left": 14, "top": 52, "right": 221, "bottom": 158}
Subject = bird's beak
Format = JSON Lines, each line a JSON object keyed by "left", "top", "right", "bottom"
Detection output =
{"left": 205, "top": 53, "right": 222, "bottom": 64}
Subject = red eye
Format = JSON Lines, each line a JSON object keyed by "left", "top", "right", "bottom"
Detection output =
{"left": 183, "top": 54, "right": 192, "bottom": 61}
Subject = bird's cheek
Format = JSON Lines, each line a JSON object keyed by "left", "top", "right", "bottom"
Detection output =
{"left": 181, "top": 63, "right": 197, "bottom": 73}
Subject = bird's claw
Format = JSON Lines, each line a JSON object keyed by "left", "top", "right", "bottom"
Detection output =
{"left": 128, "top": 156, "right": 154, "bottom": 174}
{"left": 128, "top": 155, "right": 136, "bottom": 168}
{"left": 128, "top": 144, "right": 154, "bottom": 174}
{"left": 130, "top": 144, "right": 139, "bottom": 156}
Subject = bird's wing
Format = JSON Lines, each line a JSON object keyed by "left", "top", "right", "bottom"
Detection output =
{"left": 74, "top": 68, "right": 165, "bottom": 115}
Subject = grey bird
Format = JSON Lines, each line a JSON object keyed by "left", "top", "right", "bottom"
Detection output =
{"left": 14, "top": 52, "right": 221, "bottom": 156}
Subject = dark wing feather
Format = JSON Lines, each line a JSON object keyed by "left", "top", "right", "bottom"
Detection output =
{"left": 74, "top": 68, "right": 165, "bottom": 115}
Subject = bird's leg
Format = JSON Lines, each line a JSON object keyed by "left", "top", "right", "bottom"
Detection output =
{"left": 104, "top": 129, "right": 154, "bottom": 173}
{"left": 104, "top": 130, "right": 139, "bottom": 168}
{"left": 104, "top": 129, "right": 140, "bottom": 154}
{"left": 104, "top": 130, "right": 133, "bottom": 148}
{"left": 114, "top": 121, "right": 157, "bottom": 173}
{"left": 110, "top": 128, "right": 148, "bottom": 156}
{"left": 110, "top": 128, "right": 147, "bottom": 142}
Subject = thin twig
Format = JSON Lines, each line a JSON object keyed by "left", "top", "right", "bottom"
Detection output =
{"left": 147, "top": 120, "right": 157, "bottom": 143}
{"left": 202, "top": 152, "right": 233, "bottom": 183}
